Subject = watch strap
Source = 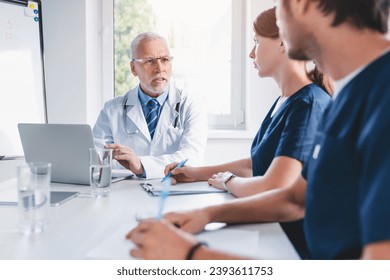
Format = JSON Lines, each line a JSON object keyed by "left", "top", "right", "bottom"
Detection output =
{"left": 222, "top": 173, "right": 235, "bottom": 193}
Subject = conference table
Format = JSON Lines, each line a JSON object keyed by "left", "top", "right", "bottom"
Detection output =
{"left": 0, "top": 178, "right": 300, "bottom": 260}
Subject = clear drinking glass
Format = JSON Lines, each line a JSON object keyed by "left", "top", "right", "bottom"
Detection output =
{"left": 89, "top": 148, "right": 112, "bottom": 197}
{"left": 17, "top": 162, "right": 51, "bottom": 234}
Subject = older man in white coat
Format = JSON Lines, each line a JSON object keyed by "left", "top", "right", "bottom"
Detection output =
{"left": 93, "top": 32, "right": 207, "bottom": 179}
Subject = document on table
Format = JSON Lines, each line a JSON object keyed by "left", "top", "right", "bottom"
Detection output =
{"left": 86, "top": 224, "right": 259, "bottom": 260}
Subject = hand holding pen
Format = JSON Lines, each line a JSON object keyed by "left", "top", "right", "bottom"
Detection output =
{"left": 161, "top": 158, "right": 188, "bottom": 183}
{"left": 163, "top": 159, "right": 199, "bottom": 184}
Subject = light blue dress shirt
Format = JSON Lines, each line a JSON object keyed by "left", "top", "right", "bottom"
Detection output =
{"left": 138, "top": 86, "right": 169, "bottom": 121}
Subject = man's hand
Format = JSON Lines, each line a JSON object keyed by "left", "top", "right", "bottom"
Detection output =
{"left": 164, "top": 209, "right": 211, "bottom": 234}
{"left": 105, "top": 143, "right": 143, "bottom": 175}
{"left": 126, "top": 219, "right": 197, "bottom": 260}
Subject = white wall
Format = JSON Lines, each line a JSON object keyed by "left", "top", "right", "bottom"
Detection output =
{"left": 85, "top": 0, "right": 106, "bottom": 125}
{"left": 43, "top": 0, "right": 86, "bottom": 124}
{"left": 43, "top": 0, "right": 103, "bottom": 125}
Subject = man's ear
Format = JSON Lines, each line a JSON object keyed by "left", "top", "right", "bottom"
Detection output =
{"left": 290, "top": 0, "right": 311, "bottom": 16}
{"left": 130, "top": 62, "right": 137, "bottom": 76}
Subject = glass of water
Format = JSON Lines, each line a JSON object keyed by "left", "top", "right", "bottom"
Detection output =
{"left": 17, "top": 162, "right": 51, "bottom": 234}
{"left": 89, "top": 148, "right": 112, "bottom": 197}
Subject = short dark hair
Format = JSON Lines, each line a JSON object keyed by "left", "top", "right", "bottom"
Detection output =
{"left": 316, "top": 0, "right": 389, "bottom": 33}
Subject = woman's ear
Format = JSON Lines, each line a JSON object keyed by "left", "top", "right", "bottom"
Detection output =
{"left": 280, "top": 41, "right": 285, "bottom": 53}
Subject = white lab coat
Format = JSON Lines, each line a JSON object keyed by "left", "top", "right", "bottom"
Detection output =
{"left": 93, "top": 83, "right": 207, "bottom": 179}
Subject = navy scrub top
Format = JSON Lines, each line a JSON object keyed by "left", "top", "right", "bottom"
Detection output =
{"left": 251, "top": 83, "right": 330, "bottom": 258}
{"left": 303, "top": 51, "right": 390, "bottom": 259}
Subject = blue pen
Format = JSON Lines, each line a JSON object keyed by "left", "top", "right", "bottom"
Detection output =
{"left": 161, "top": 158, "right": 188, "bottom": 182}
{"left": 156, "top": 179, "right": 171, "bottom": 220}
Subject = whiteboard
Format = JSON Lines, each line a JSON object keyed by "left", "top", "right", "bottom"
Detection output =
{"left": 0, "top": 0, "right": 47, "bottom": 158}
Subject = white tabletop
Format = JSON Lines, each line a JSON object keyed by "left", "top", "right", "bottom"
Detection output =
{"left": 0, "top": 178, "right": 300, "bottom": 260}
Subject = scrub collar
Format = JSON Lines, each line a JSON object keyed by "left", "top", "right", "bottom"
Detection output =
{"left": 333, "top": 47, "right": 390, "bottom": 100}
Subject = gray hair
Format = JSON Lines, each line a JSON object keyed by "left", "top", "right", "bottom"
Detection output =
{"left": 130, "top": 32, "right": 169, "bottom": 59}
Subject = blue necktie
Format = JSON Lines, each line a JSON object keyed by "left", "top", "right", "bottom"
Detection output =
{"left": 146, "top": 99, "right": 159, "bottom": 139}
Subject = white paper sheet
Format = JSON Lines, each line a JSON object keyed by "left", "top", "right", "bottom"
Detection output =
{"left": 86, "top": 223, "right": 259, "bottom": 260}
{"left": 86, "top": 223, "right": 138, "bottom": 260}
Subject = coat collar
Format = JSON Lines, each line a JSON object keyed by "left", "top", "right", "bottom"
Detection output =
{"left": 124, "top": 83, "right": 181, "bottom": 142}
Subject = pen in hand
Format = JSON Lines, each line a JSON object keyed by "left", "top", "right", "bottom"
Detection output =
{"left": 156, "top": 159, "right": 187, "bottom": 220}
{"left": 156, "top": 179, "right": 171, "bottom": 220}
{"left": 161, "top": 158, "right": 188, "bottom": 183}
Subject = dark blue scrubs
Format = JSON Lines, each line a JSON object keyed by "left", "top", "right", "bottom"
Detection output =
{"left": 303, "top": 51, "right": 390, "bottom": 259}
{"left": 251, "top": 84, "right": 330, "bottom": 258}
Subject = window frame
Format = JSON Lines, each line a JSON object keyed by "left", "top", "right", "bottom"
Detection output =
{"left": 102, "top": 0, "right": 248, "bottom": 130}
{"left": 207, "top": 0, "right": 247, "bottom": 130}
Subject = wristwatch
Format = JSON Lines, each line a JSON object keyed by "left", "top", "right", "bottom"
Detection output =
{"left": 222, "top": 172, "right": 236, "bottom": 193}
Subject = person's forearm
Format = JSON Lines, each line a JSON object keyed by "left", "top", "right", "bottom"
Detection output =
{"left": 361, "top": 241, "right": 390, "bottom": 259}
{"left": 227, "top": 176, "right": 275, "bottom": 198}
{"left": 205, "top": 187, "right": 304, "bottom": 224}
{"left": 227, "top": 157, "right": 303, "bottom": 197}
{"left": 221, "top": 158, "right": 253, "bottom": 177}
{"left": 197, "top": 158, "right": 252, "bottom": 180}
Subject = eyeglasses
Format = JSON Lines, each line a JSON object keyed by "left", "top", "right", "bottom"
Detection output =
{"left": 132, "top": 56, "right": 174, "bottom": 67}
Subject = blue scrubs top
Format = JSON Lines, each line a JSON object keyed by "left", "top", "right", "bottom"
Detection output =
{"left": 251, "top": 84, "right": 330, "bottom": 258}
{"left": 303, "top": 51, "right": 390, "bottom": 259}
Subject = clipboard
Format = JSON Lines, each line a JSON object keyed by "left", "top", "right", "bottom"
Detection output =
{"left": 140, "top": 181, "right": 227, "bottom": 196}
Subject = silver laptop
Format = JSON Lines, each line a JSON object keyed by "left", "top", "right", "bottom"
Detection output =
{"left": 18, "top": 123, "right": 133, "bottom": 185}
